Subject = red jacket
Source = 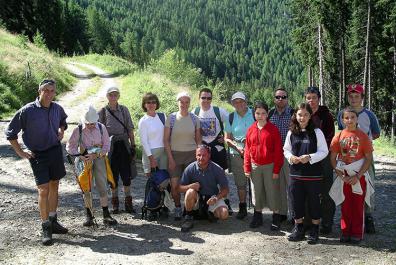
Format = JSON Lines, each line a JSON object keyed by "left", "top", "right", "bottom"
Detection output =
{"left": 244, "top": 121, "right": 284, "bottom": 174}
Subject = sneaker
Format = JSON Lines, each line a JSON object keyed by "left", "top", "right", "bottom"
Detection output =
{"left": 288, "top": 223, "right": 305, "bottom": 241}
{"left": 350, "top": 237, "right": 362, "bottom": 244}
{"left": 181, "top": 215, "right": 194, "bottom": 232}
{"left": 270, "top": 213, "right": 281, "bottom": 231}
{"left": 320, "top": 224, "right": 332, "bottom": 235}
{"left": 307, "top": 225, "right": 319, "bottom": 244}
{"left": 41, "top": 221, "right": 53, "bottom": 246}
{"left": 340, "top": 235, "right": 350, "bottom": 243}
{"left": 49, "top": 214, "right": 68, "bottom": 234}
{"left": 236, "top": 203, "right": 247, "bottom": 220}
{"left": 224, "top": 199, "right": 233, "bottom": 216}
{"left": 174, "top": 207, "right": 183, "bottom": 221}
{"left": 249, "top": 211, "right": 263, "bottom": 228}
{"left": 365, "top": 215, "right": 376, "bottom": 234}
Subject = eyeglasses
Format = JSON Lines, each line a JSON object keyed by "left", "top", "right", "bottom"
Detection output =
{"left": 146, "top": 101, "right": 157, "bottom": 104}
{"left": 275, "top": 95, "right": 287, "bottom": 100}
{"left": 39, "top": 79, "right": 55, "bottom": 86}
{"left": 200, "top": 97, "right": 212, "bottom": 100}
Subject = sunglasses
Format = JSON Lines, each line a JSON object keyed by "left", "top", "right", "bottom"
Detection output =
{"left": 200, "top": 97, "right": 212, "bottom": 100}
{"left": 146, "top": 100, "right": 157, "bottom": 104}
{"left": 275, "top": 95, "right": 287, "bottom": 100}
{"left": 39, "top": 79, "right": 55, "bottom": 86}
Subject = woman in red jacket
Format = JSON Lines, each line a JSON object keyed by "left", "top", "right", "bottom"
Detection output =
{"left": 244, "top": 101, "right": 284, "bottom": 230}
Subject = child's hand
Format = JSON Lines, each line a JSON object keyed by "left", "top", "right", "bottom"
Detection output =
{"left": 349, "top": 175, "right": 359, "bottom": 185}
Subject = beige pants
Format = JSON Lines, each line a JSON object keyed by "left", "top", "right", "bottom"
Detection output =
{"left": 250, "top": 163, "right": 280, "bottom": 211}
{"left": 142, "top": 147, "right": 168, "bottom": 174}
{"left": 229, "top": 154, "right": 247, "bottom": 188}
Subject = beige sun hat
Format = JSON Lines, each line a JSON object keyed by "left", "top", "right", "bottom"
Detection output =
{"left": 81, "top": 105, "right": 99, "bottom": 124}
{"left": 176, "top": 91, "right": 191, "bottom": 101}
{"left": 231, "top": 91, "right": 246, "bottom": 101}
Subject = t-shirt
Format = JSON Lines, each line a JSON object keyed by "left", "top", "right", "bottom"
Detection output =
{"left": 138, "top": 113, "right": 165, "bottom": 156}
{"left": 180, "top": 161, "right": 228, "bottom": 196}
{"left": 337, "top": 108, "right": 380, "bottom": 140}
{"left": 224, "top": 108, "right": 255, "bottom": 154}
{"left": 165, "top": 112, "right": 200, "bottom": 152}
{"left": 330, "top": 128, "right": 373, "bottom": 164}
{"left": 194, "top": 106, "right": 228, "bottom": 144}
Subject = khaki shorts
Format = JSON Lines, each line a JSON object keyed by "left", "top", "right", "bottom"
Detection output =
{"left": 193, "top": 196, "right": 227, "bottom": 213}
{"left": 142, "top": 147, "right": 168, "bottom": 174}
{"left": 250, "top": 163, "right": 280, "bottom": 211}
{"left": 229, "top": 154, "right": 247, "bottom": 188}
{"left": 170, "top": 150, "right": 196, "bottom": 177}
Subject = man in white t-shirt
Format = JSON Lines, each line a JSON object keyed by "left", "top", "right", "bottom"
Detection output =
{"left": 193, "top": 88, "right": 233, "bottom": 214}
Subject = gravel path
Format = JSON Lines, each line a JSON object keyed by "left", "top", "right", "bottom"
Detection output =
{"left": 0, "top": 64, "right": 395, "bottom": 264}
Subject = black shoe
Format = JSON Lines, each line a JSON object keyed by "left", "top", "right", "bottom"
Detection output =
{"left": 236, "top": 203, "right": 247, "bottom": 220}
{"left": 41, "top": 221, "right": 53, "bottom": 246}
{"left": 208, "top": 212, "right": 218, "bottom": 223}
{"left": 320, "top": 224, "right": 332, "bottom": 235}
{"left": 103, "top": 207, "right": 118, "bottom": 226}
{"left": 288, "top": 223, "right": 305, "bottom": 241}
{"left": 224, "top": 199, "right": 233, "bottom": 216}
{"left": 249, "top": 211, "right": 263, "bottom": 228}
{"left": 307, "top": 225, "right": 319, "bottom": 244}
{"left": 160, "top": 207, "right": 169, "bottom": 218}
{"left": 365, "top": 215, "right": 376, "bottom": 234}
{"left": 350, "top": 237, "right": 362, "bottom": 244}
{"left": 83, "top": 208, "right": 95, "bottom": 227}
{"left": 340, "top": 235, "right": 350, "bottom": 243}
{"left": 279, "top": 214, "right": 288, "bottom": 223}
{"left": 49, "top": 214, "right": 68, "bottom": 234}
{"left": 181, "top": 215, "right": 194, "bottom": 232}
{"left": 270, "top": 213, "right": 281, "bottom": 231}
{"left": 148, "top": 211, "right": 158, "bottom": 221}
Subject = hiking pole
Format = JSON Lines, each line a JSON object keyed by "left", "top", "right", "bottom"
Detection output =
{"left": 248, "top": 179, "right": 253, "bottom": 209}
{"left": 66, "top": 154, "right": 97, "bottom": 227}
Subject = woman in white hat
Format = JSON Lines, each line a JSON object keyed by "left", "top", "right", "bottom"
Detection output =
{"left": 164, "top": 91, "right": 201, "bottom": 220}
{"left": 67, "top": 105, "right": 117, "bottom": 226}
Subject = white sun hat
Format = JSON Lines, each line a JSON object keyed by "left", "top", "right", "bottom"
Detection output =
{"left": 81, "top": 105, "right": 99, "bottom": 124}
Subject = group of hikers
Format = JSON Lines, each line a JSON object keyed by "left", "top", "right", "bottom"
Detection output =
{"left": 5, "top": 79, "right": 380, "bottom": 247}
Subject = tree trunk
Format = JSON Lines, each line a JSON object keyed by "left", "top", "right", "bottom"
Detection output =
{"left": 368, "top": 53, "right": 371, "bottom": 110}
{"left": 392, "top": 37, "right": 396, "bottom": 144}
{"left": 363, "top": 0, "right": 371, "bottom": 100}
{"left": 318, "top": 23, "right": 324, "bottom": 105}
{"left": 339, "top": 36, "right": 346, "bottom": 111}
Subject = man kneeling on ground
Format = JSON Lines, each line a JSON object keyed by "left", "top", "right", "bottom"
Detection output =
{"left": 179, "top": 144, "right": 229, "bottom": 232}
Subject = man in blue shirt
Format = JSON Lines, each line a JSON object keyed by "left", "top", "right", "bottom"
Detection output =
{"left": 5, "top": 79, "right": 68, "bottom": 246}
{"left": 224, "top": 92, "right": 255, "bottom": 220}
{"left": 179, "top": 144, "right": 229, "bottom": 232}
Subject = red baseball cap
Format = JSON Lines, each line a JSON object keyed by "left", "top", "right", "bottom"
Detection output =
{"left": 347, "top": 84, "right": 364, "bottom": 94}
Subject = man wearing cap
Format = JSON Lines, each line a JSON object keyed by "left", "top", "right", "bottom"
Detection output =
{"left": 224, "top": 92, "right": 255, "bottom": 220}
{"left": 164, "top": 91, "right": 201, "bottom": 220}
{"left": 337, "top": 84, "right": 380, "bottom": 233}
{"left": 5, "top": 79, "right": 68, "bottom": 245}
{"left": 98, "top": 87, "right": 137, "bottom": 214}
{"left": 268, "top": 87, "right": 294, "bottom": 222}
{"left": 305, "top": 86, "right": 335, "bottom": 234}
{"left": 67, "top": 105, "right": 118, "bottom": 227}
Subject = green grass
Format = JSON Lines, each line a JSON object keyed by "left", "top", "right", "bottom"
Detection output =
{"left": 373, "top": 136, "right": 396, "bottom": 158}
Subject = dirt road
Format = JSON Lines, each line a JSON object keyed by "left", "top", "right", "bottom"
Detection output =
{"left": 0, "top": 64, "right": 395, "bottom": 264}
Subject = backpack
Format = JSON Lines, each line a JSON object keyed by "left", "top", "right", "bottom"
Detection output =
{"left": 141, "top": 168, "right": 170, "bottom": 219}
{"left": 157, "top": 112, "right": 166, "bottom": 125}
{"left": 169, "top": 112, "right": 197, "bottom": 131}
{"left": 193, "top": 106, "right": 224, "bottom": 132}
{"left": 228, "top": 109, "right": 256, "bottom": 126}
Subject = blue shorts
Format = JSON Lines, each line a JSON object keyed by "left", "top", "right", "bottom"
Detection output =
{"left": 29, "top": 144, "right": 66, "bottom": 186}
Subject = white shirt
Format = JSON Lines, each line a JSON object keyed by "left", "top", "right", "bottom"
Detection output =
{"left": 138, "top": 113, "right": 165, "bottom": 156}
{"left": 194, "top": 106, "right": 228, "bottom": 144}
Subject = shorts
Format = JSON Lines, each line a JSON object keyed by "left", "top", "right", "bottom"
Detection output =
{"left": 29, "top": 144, "right": 66, "bottom": 186}
{"left": 142, "top": 147, "right": 168, "bottom": 174}
{"left": 169, "top": 150, "right": 196, "bottom": 177}
{"left": 193, "top": 195, "right": 227, "bottom": 213}
{"left": 110, "top": 140, "right": 132, "bottom": 187}
{"left": 229, "top": 154, "right": 247, "bottom": 188}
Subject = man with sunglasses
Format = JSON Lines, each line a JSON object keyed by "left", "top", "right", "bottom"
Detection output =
{"left": 268, "top": 87, "right": 294, "bottom": 223}
{"left": 5, "top": 79, "right": 68, "bottom": 245}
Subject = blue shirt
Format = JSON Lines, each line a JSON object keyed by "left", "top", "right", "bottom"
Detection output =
{"left": 224, "top": 108, "right": 255, "bottom": 154}
{"left": 181, "top": 161, "right": 228, "bottom": 196}
{"left": 337, "top": 108, "right": 380, "bottom": 140}
{"left": 5, "top": 98, "right": 68, "bottom": 151}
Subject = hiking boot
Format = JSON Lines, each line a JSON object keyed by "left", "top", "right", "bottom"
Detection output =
{"left": 288, "top": 223, "right": 305, "bottom": 241}
{"left": 307, "top": 224, "right": 319, "bottom": 244}
{"left": 49, "top": 214, "right": 68, "bottom": 234}
{"left": 279, "top": 214, "right": 288, "bottom": 223}
{"left": 174, "top": 207, "right": 183, "bottom": 221}
{"left": 160, "top": 207, "right": 169, "bottom": 218}
{"left": 111, "top": 197, "right": 120, "bottom": 214}
{"left": 148, "top": 211, "right": 158, "bottom": 221}
{"left": 249, "top": 211, "right": 263, "bottom": 228}
{"left": 365, "top": 215, "right": 376, "bottom": 234}
{"left": 270, "top": 213, "right": 281, "bottom": 231}
{"left": 124, "top": 196, "right": 136, "bottom": 214}
{"left": 181, "top": 215, "right": 194, "bottom": 232}
{"left": 350, "top": 236, "right": 362, "bottom": 244}
{"left": 340, "top": 235, "right": 350, "bottom": 243}
{"left": 41, "top": 220, "right": 53, "bottom": 246}
{"left": 236, "top": 202, "right": 247, "bottom": 220}
{"left": 224, "top": 199, "right": 233, "bottom": 216}
{"left": 103, "top": 207, "right": 118, "bottom": 226}
{"left": 83, "top": 208, "right": 95, "bottom": 227}
{"left": 320, "top": 224, "right": 332, "bottom": 235}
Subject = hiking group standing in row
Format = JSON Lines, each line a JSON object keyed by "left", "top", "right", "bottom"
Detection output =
{"left": 5, "top": 79, "right": 380, "bottom": 246}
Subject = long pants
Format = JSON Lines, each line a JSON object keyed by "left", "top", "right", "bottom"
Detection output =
{"left": 250, "top": 163, "right": 279, "bottom": 211}
{"left": 341, "top": 176, "right": 367, "bottom": 239}
{"left": 278, "top": 158, "right": 289, "bottom": 216}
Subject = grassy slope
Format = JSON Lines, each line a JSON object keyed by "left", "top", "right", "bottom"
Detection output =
{"left": 0, "top": 28, "right": 76, "bottom": 118}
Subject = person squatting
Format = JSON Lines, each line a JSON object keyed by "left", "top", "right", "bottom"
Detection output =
{"left": 5, "top": 80, "right": 379, "bottom": 246}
